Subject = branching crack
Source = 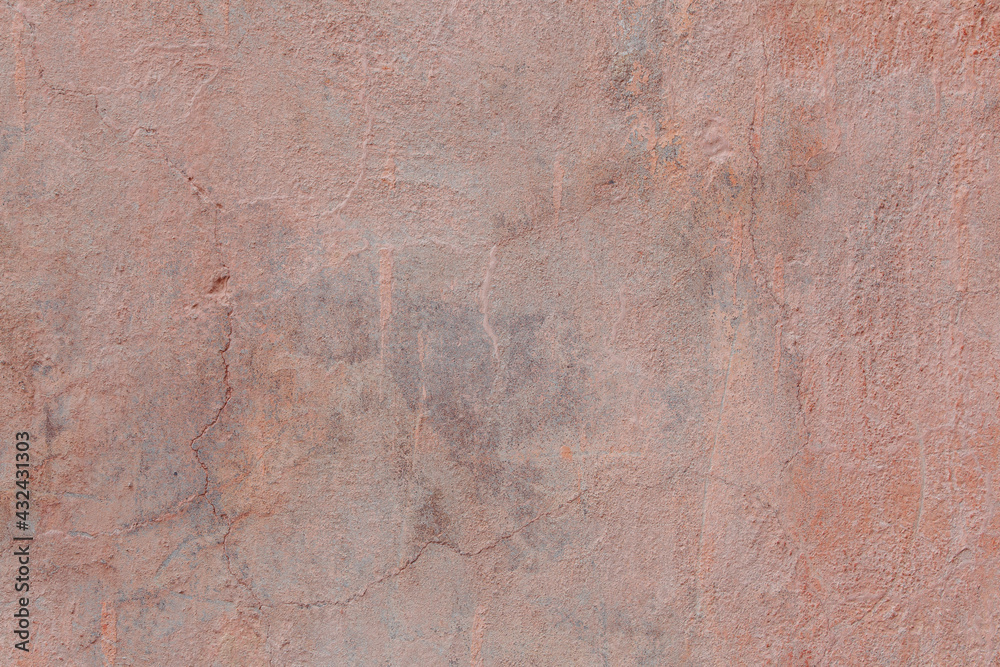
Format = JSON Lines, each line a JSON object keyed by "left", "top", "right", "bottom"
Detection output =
{"left": 158, "top": 149, "right": 273, "bottom": 663}
{"left": 271, "top": 491, "right": 587, "bottom": 611}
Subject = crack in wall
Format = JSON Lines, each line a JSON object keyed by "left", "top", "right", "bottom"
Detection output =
{"left": 271, "top": 491, "right": 587, "bottom": 611}
{"left": 158, "top": 152, "right": 274, "bottom": 664}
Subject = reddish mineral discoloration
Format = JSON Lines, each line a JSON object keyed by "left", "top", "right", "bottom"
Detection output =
{"left": 1, "top": 1, "right": 998, "bottom": 664}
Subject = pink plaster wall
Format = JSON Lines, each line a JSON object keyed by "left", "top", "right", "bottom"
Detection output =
{"left": 1, "top": 1, "right": 999, "bottom": 664}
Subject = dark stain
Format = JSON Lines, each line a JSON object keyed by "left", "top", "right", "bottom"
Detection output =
{"left": 43, "top": 397, "right": 69, "bottom": 444}
{"left": 286, "top": 261, "right": 378, "bottom": 367}
{"left": 412, "top": 488, "right": 451, "bottom": 543}
{"left": 492, "top": 312, "right": 590, "bottom": 445}
{"left": 0, "top": 126, "right": 21, "bottom": 157}
{"left": 608, "top": 52, "right": 635, "bottom": 109}
{"left": 250, "top": 366, "right": 350, "bottom": 460}
{"left": 491, "top": 210, "right": 536, "bottom": 245}
{"left": 44, "top": 407, "right": 60, "bottom": 443}
{"left": 386, "top": 296, "right": 493, "bottom": 415}
{"left": 359, "top": 386, "right": 381, "bottom": 413}
{"left": 385, "top": 274, "right": 589, "bottom": 516}
{"left": 303, "top": 407, "right": 349, "bottom": 459}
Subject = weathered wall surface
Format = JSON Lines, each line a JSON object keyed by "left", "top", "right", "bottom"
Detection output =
{"left": 1, "top": 1, "right": 998, "bottom": 664}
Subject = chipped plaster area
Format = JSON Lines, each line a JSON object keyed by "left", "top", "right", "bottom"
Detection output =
{"left": 1, "top": 1, "right": 999, "bottom": 665}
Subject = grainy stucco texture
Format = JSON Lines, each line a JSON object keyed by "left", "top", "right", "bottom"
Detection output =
{"left": 1, "top": 1, "right": 999, "bottom": 665}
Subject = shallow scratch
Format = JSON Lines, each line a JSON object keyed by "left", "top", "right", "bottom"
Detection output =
{"left": 413, "top": 331, "right": 427, "bottom": 471}
{"left": 912, "top": 431, "right": 926, "bottom": 546}
{"left": 553, "top": 156, "right": 564, "bottom": 225}
{"left": 694, "top": 320, "right": 740, "bottom": 618}
{"left": 11, "top": 10, "right": 27, "bottom": 129}
{"left": 471, "top": 604, "right": 487, "bottom": 667}
{"left": 479, "top": 244, "right": 500, "bottom": 360}
{"left": 331, "top": 43, "right": 373, "bottom": 224}
{"left": 378, "top": 246, "right": 394, "bottom": 353}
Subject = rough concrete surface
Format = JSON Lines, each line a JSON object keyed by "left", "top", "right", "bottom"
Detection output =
{"left": 1, "top": 1, "right": 999, "bottom": 665}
